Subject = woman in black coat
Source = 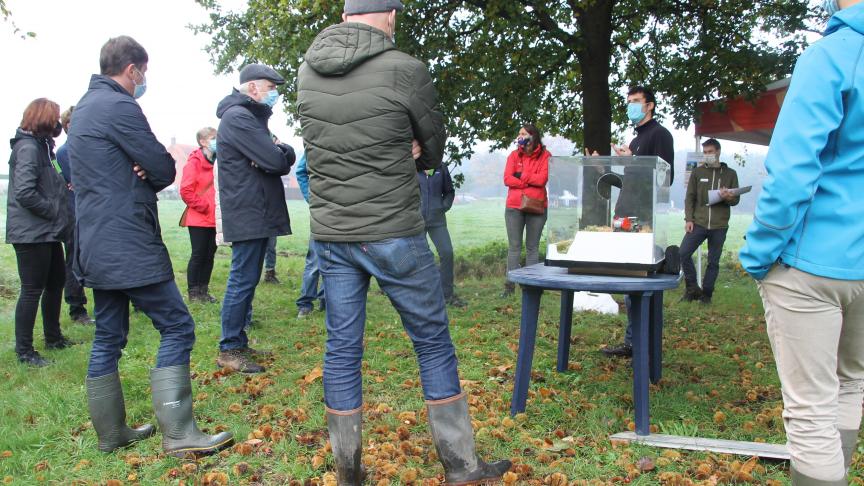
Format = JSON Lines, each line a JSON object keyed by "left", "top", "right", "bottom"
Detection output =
{"left": 6, "top": 98, "right": 76, "bottom": 367}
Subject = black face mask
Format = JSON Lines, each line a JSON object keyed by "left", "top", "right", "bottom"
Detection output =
{"left": 52, "top": 121, "right": 63, "bottom": 138}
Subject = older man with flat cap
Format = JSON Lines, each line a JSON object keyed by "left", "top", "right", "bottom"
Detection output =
{"left": 215, "top": 63, "right": 295, "bottom": 374}
{"left": 297, "top": 1, "right": 511, "bottom": 484}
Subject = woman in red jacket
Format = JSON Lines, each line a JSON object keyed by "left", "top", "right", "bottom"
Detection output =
{"left": 180, "top": 127, "right": 218, "bottom": 303}
{"left": 502, "top": 124, "right": 550, "bottom": 296}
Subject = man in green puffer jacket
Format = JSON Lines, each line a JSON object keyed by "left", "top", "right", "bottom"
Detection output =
{"left": 296, "top": 1, "right": 510, "bottom": 484}
{"left": 680, "top": 138, "right": 740, "bottom": 304}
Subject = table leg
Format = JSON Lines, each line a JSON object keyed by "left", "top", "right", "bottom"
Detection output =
{"left": 649, "top": 291, "right": 664, "bottom": 384}
{"left": 510, "top": 286, "right": 543, "bottom": 416}
{"left": 629, "top": 291, "right": 652, "bottom": 436}
{"left": 557, "top": 290, "right": 575, "bottom": 372}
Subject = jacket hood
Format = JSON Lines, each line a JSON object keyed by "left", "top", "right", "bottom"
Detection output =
{"left": 190, "top": 147, "right": 214, "bottom": 167}
{"left": 10, "top": 128, "right": 44, "bottom": 150}
{"left": 304, "top": 22, "right": 396, "bottom": 76}
{"left": 216, "top": 89, "right": 273, "bottom": 119}
{"left": 826, "top": 2, "right": 864, "bottom": 36}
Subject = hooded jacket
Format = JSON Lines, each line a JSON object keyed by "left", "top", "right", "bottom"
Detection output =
{"left": 740, "top": 4, "right": 864, "bottom": 280}
{"left": 5, "top": 129, "right": 70, "bottom": 244}
{"left": 216, "top": 90, "right": 294, "bottom": 243}
{"left": 67, "top": 75, "right": 177, "bottom": 289}
{"left": 297, "top": 22, "right": 447, "bottom": 242}
{"left": 180, "top": 148, "right": 216, "bottom": 228}
{"left": 684, "top": 163, "right": 740, "bottom": 229}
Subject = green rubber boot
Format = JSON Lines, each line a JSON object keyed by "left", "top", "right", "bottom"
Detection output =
{"left": 150, "top": 365, "right": 234, "bottom": 457}
{"left": 791, "top": 466, "right": 847, "bottom": 485}
{"left": 326, "top": 407, "right": 363, "bottom": 485}
{"left": 427, "top": 393, "right": 512, "bottom": 485}
{"left": 87, "top": 372, "right": 156, "bottom": 452}
{"left": 840, "top": 429, "right": 858, "bottom": 471}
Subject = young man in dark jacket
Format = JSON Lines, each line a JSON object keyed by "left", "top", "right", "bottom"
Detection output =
{"left": 680, "top": 139, "right": 739, "bottom": 304}
{"left": 68, "top": 36, "right": 232, "bottom": 456}
{"left": 603, "top": 85, "right": 675, "bottom": 358}
{"left": 297, "top": 1, "right": 510, "bottom": 484}
{"left": 417, "top": 166, "right": 464, "bottom": 307}
{"left": 215, "top": 64, "right": 295, "bottom": 374}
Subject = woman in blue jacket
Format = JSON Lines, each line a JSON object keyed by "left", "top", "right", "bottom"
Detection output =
{"left": 740, "top": 1, "right": 864, "bottom": 483}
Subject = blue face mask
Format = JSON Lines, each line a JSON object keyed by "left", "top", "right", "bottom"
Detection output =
{"left": 517, "top": 136, "right": 532, "bottom": 147}
{"left": 133, "top": 68, "right": 147, "bottom": 99}
{"left": 263, "top": 90, "right": 279, "bottom": 107}
{"left": 823, "top": 0, "right": 840, "bottom": 16}
{"left": 627, "top": 102, "right": 645, "bottom": 125}
{"left": 208, "top": 139, "right": 218, "bottom": 154}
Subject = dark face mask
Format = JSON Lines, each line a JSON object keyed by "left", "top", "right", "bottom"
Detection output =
{"left": 52, "top": 121, "right": 63, "bottom": 138}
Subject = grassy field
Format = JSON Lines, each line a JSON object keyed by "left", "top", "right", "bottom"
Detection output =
{"left": 0, "top": 198, "right": 859, "bottom": 485}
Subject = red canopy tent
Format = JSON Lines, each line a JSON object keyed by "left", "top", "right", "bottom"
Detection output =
{"left": 694, "top": 78, "right": 789, "bottom": 146}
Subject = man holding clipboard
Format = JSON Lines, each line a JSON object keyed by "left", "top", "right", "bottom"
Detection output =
{"left": 679, "top": 138, "right": 742, "bottom": 304}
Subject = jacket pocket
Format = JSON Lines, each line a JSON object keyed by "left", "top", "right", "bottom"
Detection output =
{"left": 138, "top": 202, "right": 160, "bottom": 237}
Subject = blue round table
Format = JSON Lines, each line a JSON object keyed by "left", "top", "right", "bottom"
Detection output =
{"left": 507, "top": 264, "right": 681, "bottom": 436}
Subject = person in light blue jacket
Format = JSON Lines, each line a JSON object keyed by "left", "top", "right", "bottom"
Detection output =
{"left": 739, "top": 1, "right": 864, "bottom": 484}
{"left": 294, "top": 153, "right": 325, "bottom": 318}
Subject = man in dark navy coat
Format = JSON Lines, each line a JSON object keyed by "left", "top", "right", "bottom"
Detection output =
{"left": 68, "top": 36, "right": 232, "bottom": 457}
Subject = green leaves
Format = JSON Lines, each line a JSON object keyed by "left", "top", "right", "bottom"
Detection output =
{"left": 193, "top": 0, "right": 814, "bottom": 168}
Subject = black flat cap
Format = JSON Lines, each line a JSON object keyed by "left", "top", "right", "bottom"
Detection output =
{"left": 239, "top": 63, "right": 285, "bottom": 85}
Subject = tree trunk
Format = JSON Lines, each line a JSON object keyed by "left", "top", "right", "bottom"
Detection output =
{"left": 577, "top": 0, "right": 614, "bottom": 228}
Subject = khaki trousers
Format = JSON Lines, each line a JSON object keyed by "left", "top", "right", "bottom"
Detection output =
{"left": 759, "top": 265, "right": 864, "bottom": 481}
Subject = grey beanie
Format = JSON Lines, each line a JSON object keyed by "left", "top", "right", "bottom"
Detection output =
{"left": 344, "top": 0, "right": 403, "bottom": 15}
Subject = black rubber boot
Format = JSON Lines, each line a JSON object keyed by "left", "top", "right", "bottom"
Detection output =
{"left": 150, "top": 365, "right": 234, "bottom": 457}
{"left": 791, "top": 466, "right": 847, "bottom": 485}
{"left": 427, "top": 393, "right": 511, "bottom": 485}
{"left": 87, "top": 372, "right": 156, "bottom": 452}
{"left": 840, "top": 429, "right": 858, "bottom": 471}
{"left": 326, "top": 407, "right": 363, "bottom": 485}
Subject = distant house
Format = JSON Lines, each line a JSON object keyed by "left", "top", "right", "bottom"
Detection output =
{"left": 166, "top": 139, "right": 302, "bottom": 201}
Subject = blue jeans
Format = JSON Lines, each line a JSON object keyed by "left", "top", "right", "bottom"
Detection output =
{"left": 220, "top": 238, "right": 267, "bottom": 351}
{"left": 88, "top": 280, "right": 195, "bottom": 378}
{"left": 296, "top": 240, "right": 325, "bottom": 311}
{"left": 264, "top": 236, "right": 277, "bottom": 271}
{"left": 313, "top": 234, "right": 462, "bottom": 411}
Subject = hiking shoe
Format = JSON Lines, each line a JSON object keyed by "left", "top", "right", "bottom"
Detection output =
{"left": 46, "top": 337, "right": 80, "bottom": 350}
{"left": 217, "top": 350, "right": 265, "bottom": 374}
{"left": 297, "top": 307, "right": 313, "bottom": 318}
{"left": 446, "top": 295, "right": 467, "bottom": 308}
{"left": 679, "top": 289, "right": 702, "bottom": 303}
{"left": 241, "top": 346, "right": 273, "bottom": 358}
{"left": 317, "top": 300, "right": 326, "bottom": 312}
{"left": 72, "top": 313, "right": 95, "bottom": 325}
{"left": 18, "top": 351, "right": 49, "bottom": 367}
{"left": 700, "top": 294, "right": 713, "bottom": 305}
{"left": 263, "top": 269, "right": 280, "bottom": 284}
{"left": 601, "top": 342, "right": 633, "bottom": 358}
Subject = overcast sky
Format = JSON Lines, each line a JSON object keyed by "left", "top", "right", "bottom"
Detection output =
{"left": 0, "top": 0, "right": 302, "bottom": 173}
{"left": 0, "top": 0, "right": 770, "bottom": 175}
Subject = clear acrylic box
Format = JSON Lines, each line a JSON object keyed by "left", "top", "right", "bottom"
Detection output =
{"left": 545, "top": 156, "right": 672, "bottom": 273}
